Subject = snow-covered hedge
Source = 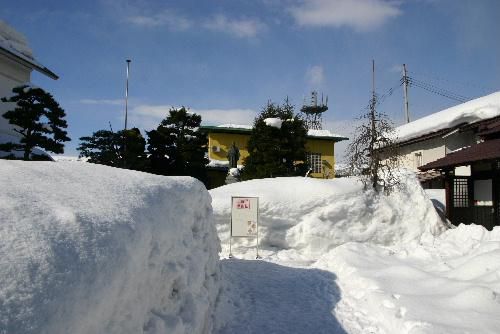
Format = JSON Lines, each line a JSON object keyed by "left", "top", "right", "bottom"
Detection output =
{"left": 210, "top": 172, "right": 447, "bottom": 259}
{"left": 0, "top": 161, "right": 220, "bottom": 334}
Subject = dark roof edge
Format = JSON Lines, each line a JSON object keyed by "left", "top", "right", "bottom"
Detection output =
{"left": 0, "top": 46, "right": 58, "bottom": 80}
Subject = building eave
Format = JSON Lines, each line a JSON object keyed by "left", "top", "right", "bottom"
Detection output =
{"left": 0, "top": 45, "right": 58, "bottom": 80}
{"left": 419, "top": 138, "right": 500, "bottom": 171}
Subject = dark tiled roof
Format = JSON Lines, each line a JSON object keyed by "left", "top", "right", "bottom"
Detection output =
{"left": 419, "top": 138, "right": 500, "bottom": 171}
{"left": 478, "top": 117, "right": 500, "bottom": 137}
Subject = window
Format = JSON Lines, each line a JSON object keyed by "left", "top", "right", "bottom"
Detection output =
{"left": 414, "top": 152, "right": 423, "bottom": 168}
{"left": 453, "top": 178, "right": 469, "bottom": 207}
{"left": 307, "top": 153, "right": 322, "bottom": 173}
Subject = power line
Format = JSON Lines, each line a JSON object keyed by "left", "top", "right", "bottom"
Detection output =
{"left": 407, "top": 76, "right": 470, "bottom": 103}
{"left": 407, "top": 70, "right": 493, "bottom": 94}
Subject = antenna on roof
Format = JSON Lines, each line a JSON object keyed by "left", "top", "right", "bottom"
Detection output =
{"left": 300, "top": 91, "right": 329, "bottom": 130}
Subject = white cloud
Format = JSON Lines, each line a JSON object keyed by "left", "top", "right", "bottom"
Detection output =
{"left": 204, "top": 15, "right": 267, "bottom": 38}
{"left": 127, "top": 10, "right": 192, "bottom": 30}
{"left": 79, "top": 98, "right": 124, "bottom": 106}
{"left": 306, "top": 65, "right": 325, "bottom": 87}
{"left": 127, "top": 104, "right": 257, "bottom": 130}
{"left": 289, "top": 0, "right": 402, "bottom": 31}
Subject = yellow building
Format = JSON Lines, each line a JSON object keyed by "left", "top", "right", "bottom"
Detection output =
{"left": 201, "top": 124, "right": 347, "bottom": 187}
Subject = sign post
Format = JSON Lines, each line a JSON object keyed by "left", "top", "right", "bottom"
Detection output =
{"left": 230, "top": 196, "right": 260, "bottom": 259}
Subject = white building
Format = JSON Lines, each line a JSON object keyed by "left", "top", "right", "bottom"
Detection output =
{"left": 0, "top": 20, "right": 58, "bottom": 140}
{"left": 391, "top": 91, "right": 500, "bottom": 188}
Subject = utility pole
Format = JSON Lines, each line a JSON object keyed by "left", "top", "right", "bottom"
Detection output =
{"left": 124, "top": 59, "right": 131, "bottom": 131}
{"left": 402, "top": 63, "right": 410, "bottom": 123}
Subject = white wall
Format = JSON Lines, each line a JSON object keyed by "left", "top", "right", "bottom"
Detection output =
{"left": 388, "top": 130, "right": 477, "bottom": 172}
{"left": 0, "top": 54, "right": 31, "bottom": 137}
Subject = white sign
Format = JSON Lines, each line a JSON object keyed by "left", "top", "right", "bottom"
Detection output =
{"left": 231, "top": 197, "right": 259, "bottom": 237}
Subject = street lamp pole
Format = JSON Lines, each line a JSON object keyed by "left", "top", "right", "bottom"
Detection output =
{"left": 124, "top": 59, "right": 131, "bottom": 131}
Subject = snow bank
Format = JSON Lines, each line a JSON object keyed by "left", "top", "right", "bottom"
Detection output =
{"left": 0, "top": 161, "right": 220, "bottom": 334}
{"left": 209, "top": 173, "right": 446, "bottom": 260}
{"left": 315, "top": 224, "right": 500, "bottom": 333}
{"left": 395, "top": 91, "right": 500, "bottom": 143}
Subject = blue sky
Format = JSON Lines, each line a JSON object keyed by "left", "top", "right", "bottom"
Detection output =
{"left": 2, "top": 0, "right": 500, "bottom": 158}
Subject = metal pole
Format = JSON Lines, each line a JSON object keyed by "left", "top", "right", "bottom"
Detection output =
{"left": 229, "top": 197, "right": 233, "bottom": 258}
{"left": 256, "top": 197, "right": 260, "bottom": 259}
{"left": 124, "top": 59, "right": 131, "bottom": 131}
{"left": 403, "top": 63, "right": 410, "bottom": 123}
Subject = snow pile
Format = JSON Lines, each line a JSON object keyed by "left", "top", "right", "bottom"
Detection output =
{"left": 264, "top": 118, "right": 283, "bottom": 129}
{"left": 209, "top": 173, "right": 446, "bottom": 260}
{"left": 0, "top": 161, "right": 220, "bottom": 334}
{"left": 395, "top": 91, "right": 500, "bottom": 143}
{"left": 228, "top": 167, "right": 240, "bottom": 177}
{"left": 0, "top": 20, "right": 34, "bottom": 60}
{"left": 315, "top": 224, "right": 500, "bottom": 333}
{"left": 207, "top": 159, "right": 243, "bottom": 169}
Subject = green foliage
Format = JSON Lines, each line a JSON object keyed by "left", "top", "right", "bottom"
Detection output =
{"left": 147, "top": 107, "right": 208, "bottom": 183}
{"left": 0, "top": 85, "right": 70, "bottom": 160}
{"left": 78, "top": 127, "right": 147, "bottom": 171}
{"left": 242, "top": 99, "right": 308, "bottom": 180}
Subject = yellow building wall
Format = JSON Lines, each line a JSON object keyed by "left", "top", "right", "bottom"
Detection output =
{"left": 207, "top": 132, "right": 336, "bottom": 178}
{"left": 208, "top": 132, "right": 250, "bottom": 165}
{"left": 305, "top": 139, "right": 335, "bottom": 178}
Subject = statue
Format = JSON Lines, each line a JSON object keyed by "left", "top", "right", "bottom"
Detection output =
{"left": 227, "top": 142, "right": 240, "bottom": 168}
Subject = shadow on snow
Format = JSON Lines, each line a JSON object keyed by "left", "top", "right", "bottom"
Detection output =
{"left": 215, "top": 259, "right": 346, "bottom": 334}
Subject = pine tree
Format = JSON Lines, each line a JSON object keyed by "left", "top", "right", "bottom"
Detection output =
{"left": 78, "top": 129, "right": 118, "bottom": 166}
{"left": 0, "top": 85, "right": 70, "bottom": 160}
{"left": 78, "top": 127, "right": 147, "bottom": 171}
{"left": 242, "top": 99, "right": 308, "bottom": 180}
{"left": 146, "top": 107, "right": 208, "bottom": 183}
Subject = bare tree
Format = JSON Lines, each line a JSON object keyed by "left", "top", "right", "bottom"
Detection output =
{"left": 346, "top": 61, "right": 401, "bottom": 194}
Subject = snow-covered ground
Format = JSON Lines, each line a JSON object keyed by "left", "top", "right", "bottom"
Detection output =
{"left": 316, "top": 225, "right": 500, "bottom": 333}
{"left": 3, "top": 161, "right": 499, "bottom": 333}
{"left": 0, "top": 161, "right": 220, "bottom": 334}
{"left": 210, "top": 175, "right": 500, "bottom": 334}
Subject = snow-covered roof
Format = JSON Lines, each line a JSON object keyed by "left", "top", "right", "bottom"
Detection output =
{"left": 307, "top": 129, "right": 346, "bottom": 139}
{"left": 203, "top": 123, "right": 348, "bottom": 141}
{"left": 0, "top": 20, "right": 58, "bottom": 80}
{"left": 217, "top": 124, "right": 252, "bottom": 129}
{"left": 395, "top": 91, "right": 500, "bottom": 143}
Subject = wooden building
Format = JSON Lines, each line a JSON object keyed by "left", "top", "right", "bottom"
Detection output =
{"left": 419, "top": 119, "right": 500, "bottom": 230}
